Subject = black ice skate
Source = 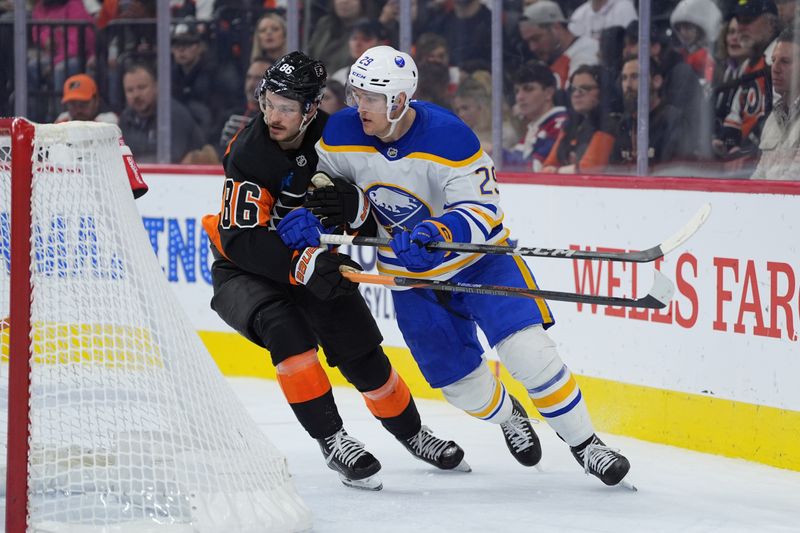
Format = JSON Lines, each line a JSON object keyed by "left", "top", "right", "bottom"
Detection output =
{"left": 401, "top": 426, "right": 471, "bottom": 472}
{"left": 499, "top": 396, "right": 542, "bottom": 467}
{"left": 571, "top": 434, "right": 635, "bottom": 490}
{"left": 318, "top": 428, "right": 382, "bottom": 490}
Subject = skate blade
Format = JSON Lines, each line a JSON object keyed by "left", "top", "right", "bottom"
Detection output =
{"left": 339, "top": 473, "right": 383, "bottom": 491}
{"left": 452, "top": 459, "right": 472, "bottom": 472}
{"left": 618, "top": 478, "right": 638, "bottom": 492}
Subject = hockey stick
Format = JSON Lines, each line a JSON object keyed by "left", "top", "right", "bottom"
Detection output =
{"left": 341, "top": 269, "right": 675, "bottom": 309}
{"left": 321, "top": 203, "right": 711, "bottom": 263}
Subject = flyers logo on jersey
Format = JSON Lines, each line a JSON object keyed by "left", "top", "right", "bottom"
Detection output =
{"left": 366, "top": 185, "right": 431, "bottom": 234}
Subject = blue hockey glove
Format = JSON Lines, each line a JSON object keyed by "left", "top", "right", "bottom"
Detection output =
{"left": 389, "top": 221, "right": 447, "bottom": 273}
{"left": 277, "top": 208, "right": 326, "bottom": 249}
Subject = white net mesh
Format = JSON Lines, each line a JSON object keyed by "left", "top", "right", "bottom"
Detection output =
{"left": 0, "top": 121, "right": 312, "bottom": 532}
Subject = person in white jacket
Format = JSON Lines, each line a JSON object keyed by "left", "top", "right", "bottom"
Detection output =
{"left": 568, "top": 0, "right": 637, "bottom": 42}
{"left": 752, "top": 26, "right": 800, "bottom": 180}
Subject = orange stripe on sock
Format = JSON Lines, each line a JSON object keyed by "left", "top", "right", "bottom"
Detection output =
{"left": 532, "top": 374, "right": 577, "bottom": 409}
{"left": 276, "top": 350, "right": 332, "bottom": 404}
{"left": 362, "top": 370, "right": 411, "bottom": 418}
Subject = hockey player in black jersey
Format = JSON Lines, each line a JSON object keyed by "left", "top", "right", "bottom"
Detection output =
{"left": 202, "top": 51, "right": 468, "bottom": 490}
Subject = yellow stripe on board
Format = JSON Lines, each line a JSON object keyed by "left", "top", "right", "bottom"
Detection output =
{"left": 2, "top": 323, "right": 163, "bottom": 368}
{"left": 199, "top": 331, "right": 800, "bottom": 472}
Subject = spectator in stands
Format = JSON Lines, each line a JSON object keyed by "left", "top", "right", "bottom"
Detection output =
{"left": 452, "top": 71, "right": 495, "bottom": 154}
{"left": 425, "top": 0, "right": 492, "bottom": 69}
{"left": 568, "top": 0, "right": 637, "bottom": 42}
{"left": 119, "top": 61, "right": 218, "bottom": 164}
{"left": 249, "top": 12, "right": 287, "bottom": 65}
{"left": 378, "top": 0, "right": 415, "bottom": 47}
{"left": 171, "top": 20, "right": 241, "bottom": 140}
{"left": 542, "top": 65, "right": 618, "bottom": 173}
{"left": 319, "top": 79, "right": 346, "bottom": 115}
{"left": 97, "top": 0, "right": 157, "bottom": 111}
{"left": 308, "top": 0, "right": 376, "bottom": 75}
{"left": 330, "top": 18, "right": 386, "bottom": 85}
{"left": 712, "top": 18, "right": 749, "bottom": 156}
{"left": 737, "top": 0, "right": 781, "bottom": 63}
{"left": 216, "top": 56, "right": 272, "bottom": 157}
{"left": 715, "top": 0, "right": 780, "bottom": 164}
{"left": 610, "top": 56, "right": 691, "bottom": 170}
{"left": 775, "top": 0, "right": 799, "bottom": 31}
{"left": 0, "top": 1, "right": 13, "bottom": 116}
{"left": 519, "top": 1, "right": 598, "bottom": 90}
{"left": 29, "top": 0, "right": 96, "bottom": 119}
{"left": 623, "top": 20, "right": 708, "bottom": 159}
{"left": 598, "top": 25, "right": 627, "bottom": 80}
{"left": 670, "top": 0, "right": 723, "bottom": 87}
{"left": 505, "top": 61, "right": 568, "bottom": 171}
{"left": 97, "top": 0, "right": 156, "bottom": 28}
{"left": 55, "top": 73, "right": 118, "bottom": 123}
{"left": 414, "top": 33, "right": 460, "bottom": 93}
{"left": 415, "top": 61, "right": 453, "bottom": 110}
{"left": 171, "top": 0, "right": 213, "bottom": 20}
{"left": 752, "top": 26, "right": 800, "bottom": 180}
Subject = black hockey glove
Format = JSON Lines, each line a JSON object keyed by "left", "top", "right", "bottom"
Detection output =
{"left": 291, "top": 247, "right": 363, "bottom": 300}
{"left": 306, "top": 173, "right": 370, "bottom": 229}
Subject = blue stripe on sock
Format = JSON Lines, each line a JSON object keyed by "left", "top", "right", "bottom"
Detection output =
{"left": 540, "top": 390, "right": 582, "bottom": 418}
{"left": 528, "top": 364, "right": 567, "bottom": 394}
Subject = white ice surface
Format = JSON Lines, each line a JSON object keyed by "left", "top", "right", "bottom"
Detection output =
{"left": 2, "top": 378, "right": 797, "bottom": 532}
{"left": 232, "top": 378, "right": 800, "bottom": 533}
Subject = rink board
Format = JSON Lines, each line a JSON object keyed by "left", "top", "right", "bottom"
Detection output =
{"left": 137, "top": 166, "right": 800, "bottom": 472}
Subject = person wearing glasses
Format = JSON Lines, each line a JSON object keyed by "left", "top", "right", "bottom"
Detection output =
{"left": 541, "top": 64, "right": 619, "bottom": 174}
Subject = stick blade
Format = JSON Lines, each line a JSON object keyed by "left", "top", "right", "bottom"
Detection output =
{"left": 659, "top": 203, "right": 711, "bottom": 256}
{"left": 648, "top": 270, "right": 675, "bottom": 308}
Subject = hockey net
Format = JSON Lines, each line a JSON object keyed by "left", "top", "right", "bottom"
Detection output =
{"left": 0, "top": 119, "right": 312, "bottom": 532}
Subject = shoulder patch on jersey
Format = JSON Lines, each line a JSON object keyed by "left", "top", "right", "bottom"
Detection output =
{"left": 321, "top": 108, "right": 374, "bottom": 149}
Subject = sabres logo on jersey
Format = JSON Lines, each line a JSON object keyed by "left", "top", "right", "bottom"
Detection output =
{"left": 366, "top": 184, "right": 431, "bottom": 235}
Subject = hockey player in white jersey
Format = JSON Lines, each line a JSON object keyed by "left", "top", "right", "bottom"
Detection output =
{"left": 277, "top": 45, "right": 631, "bottom": 487}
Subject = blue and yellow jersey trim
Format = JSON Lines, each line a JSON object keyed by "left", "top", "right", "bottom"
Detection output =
{"left": 320, "top": 103, "right": 484, "bottom": 166}
{"left": 405, "top": 148, "right": 483, "bottom": 168}
{"left": 318, "top": 138, "right": 378, "bottom": 154}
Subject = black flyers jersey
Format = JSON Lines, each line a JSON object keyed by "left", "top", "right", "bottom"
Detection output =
{"left": 202, "top": 110, "right": 329, "bottom": 283}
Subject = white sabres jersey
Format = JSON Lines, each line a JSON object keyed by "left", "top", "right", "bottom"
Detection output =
{"left": 316, "top": 101, "right": 510, "bottom": 280}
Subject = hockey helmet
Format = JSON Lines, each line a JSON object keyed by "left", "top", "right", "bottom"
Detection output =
{"left": 258, "top": 51, "right": 327, "bottom": 115}
{"left": 347, "top": 45, "right": 417, "bottom": 115}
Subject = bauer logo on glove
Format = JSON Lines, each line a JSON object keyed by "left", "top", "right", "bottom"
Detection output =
{"left": 290, "top": 247, "right": 364, "bottom": 300}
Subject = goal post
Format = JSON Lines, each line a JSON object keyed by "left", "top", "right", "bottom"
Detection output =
{"left": 0, "top": 118, "right": 312, "bottom": 532}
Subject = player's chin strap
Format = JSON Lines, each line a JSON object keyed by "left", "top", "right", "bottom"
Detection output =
{"left": 377, "top": 102, "right": 410, "bottom": 140}
{"left": 281, "top": 109, "right": 317, "bottom": 145}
